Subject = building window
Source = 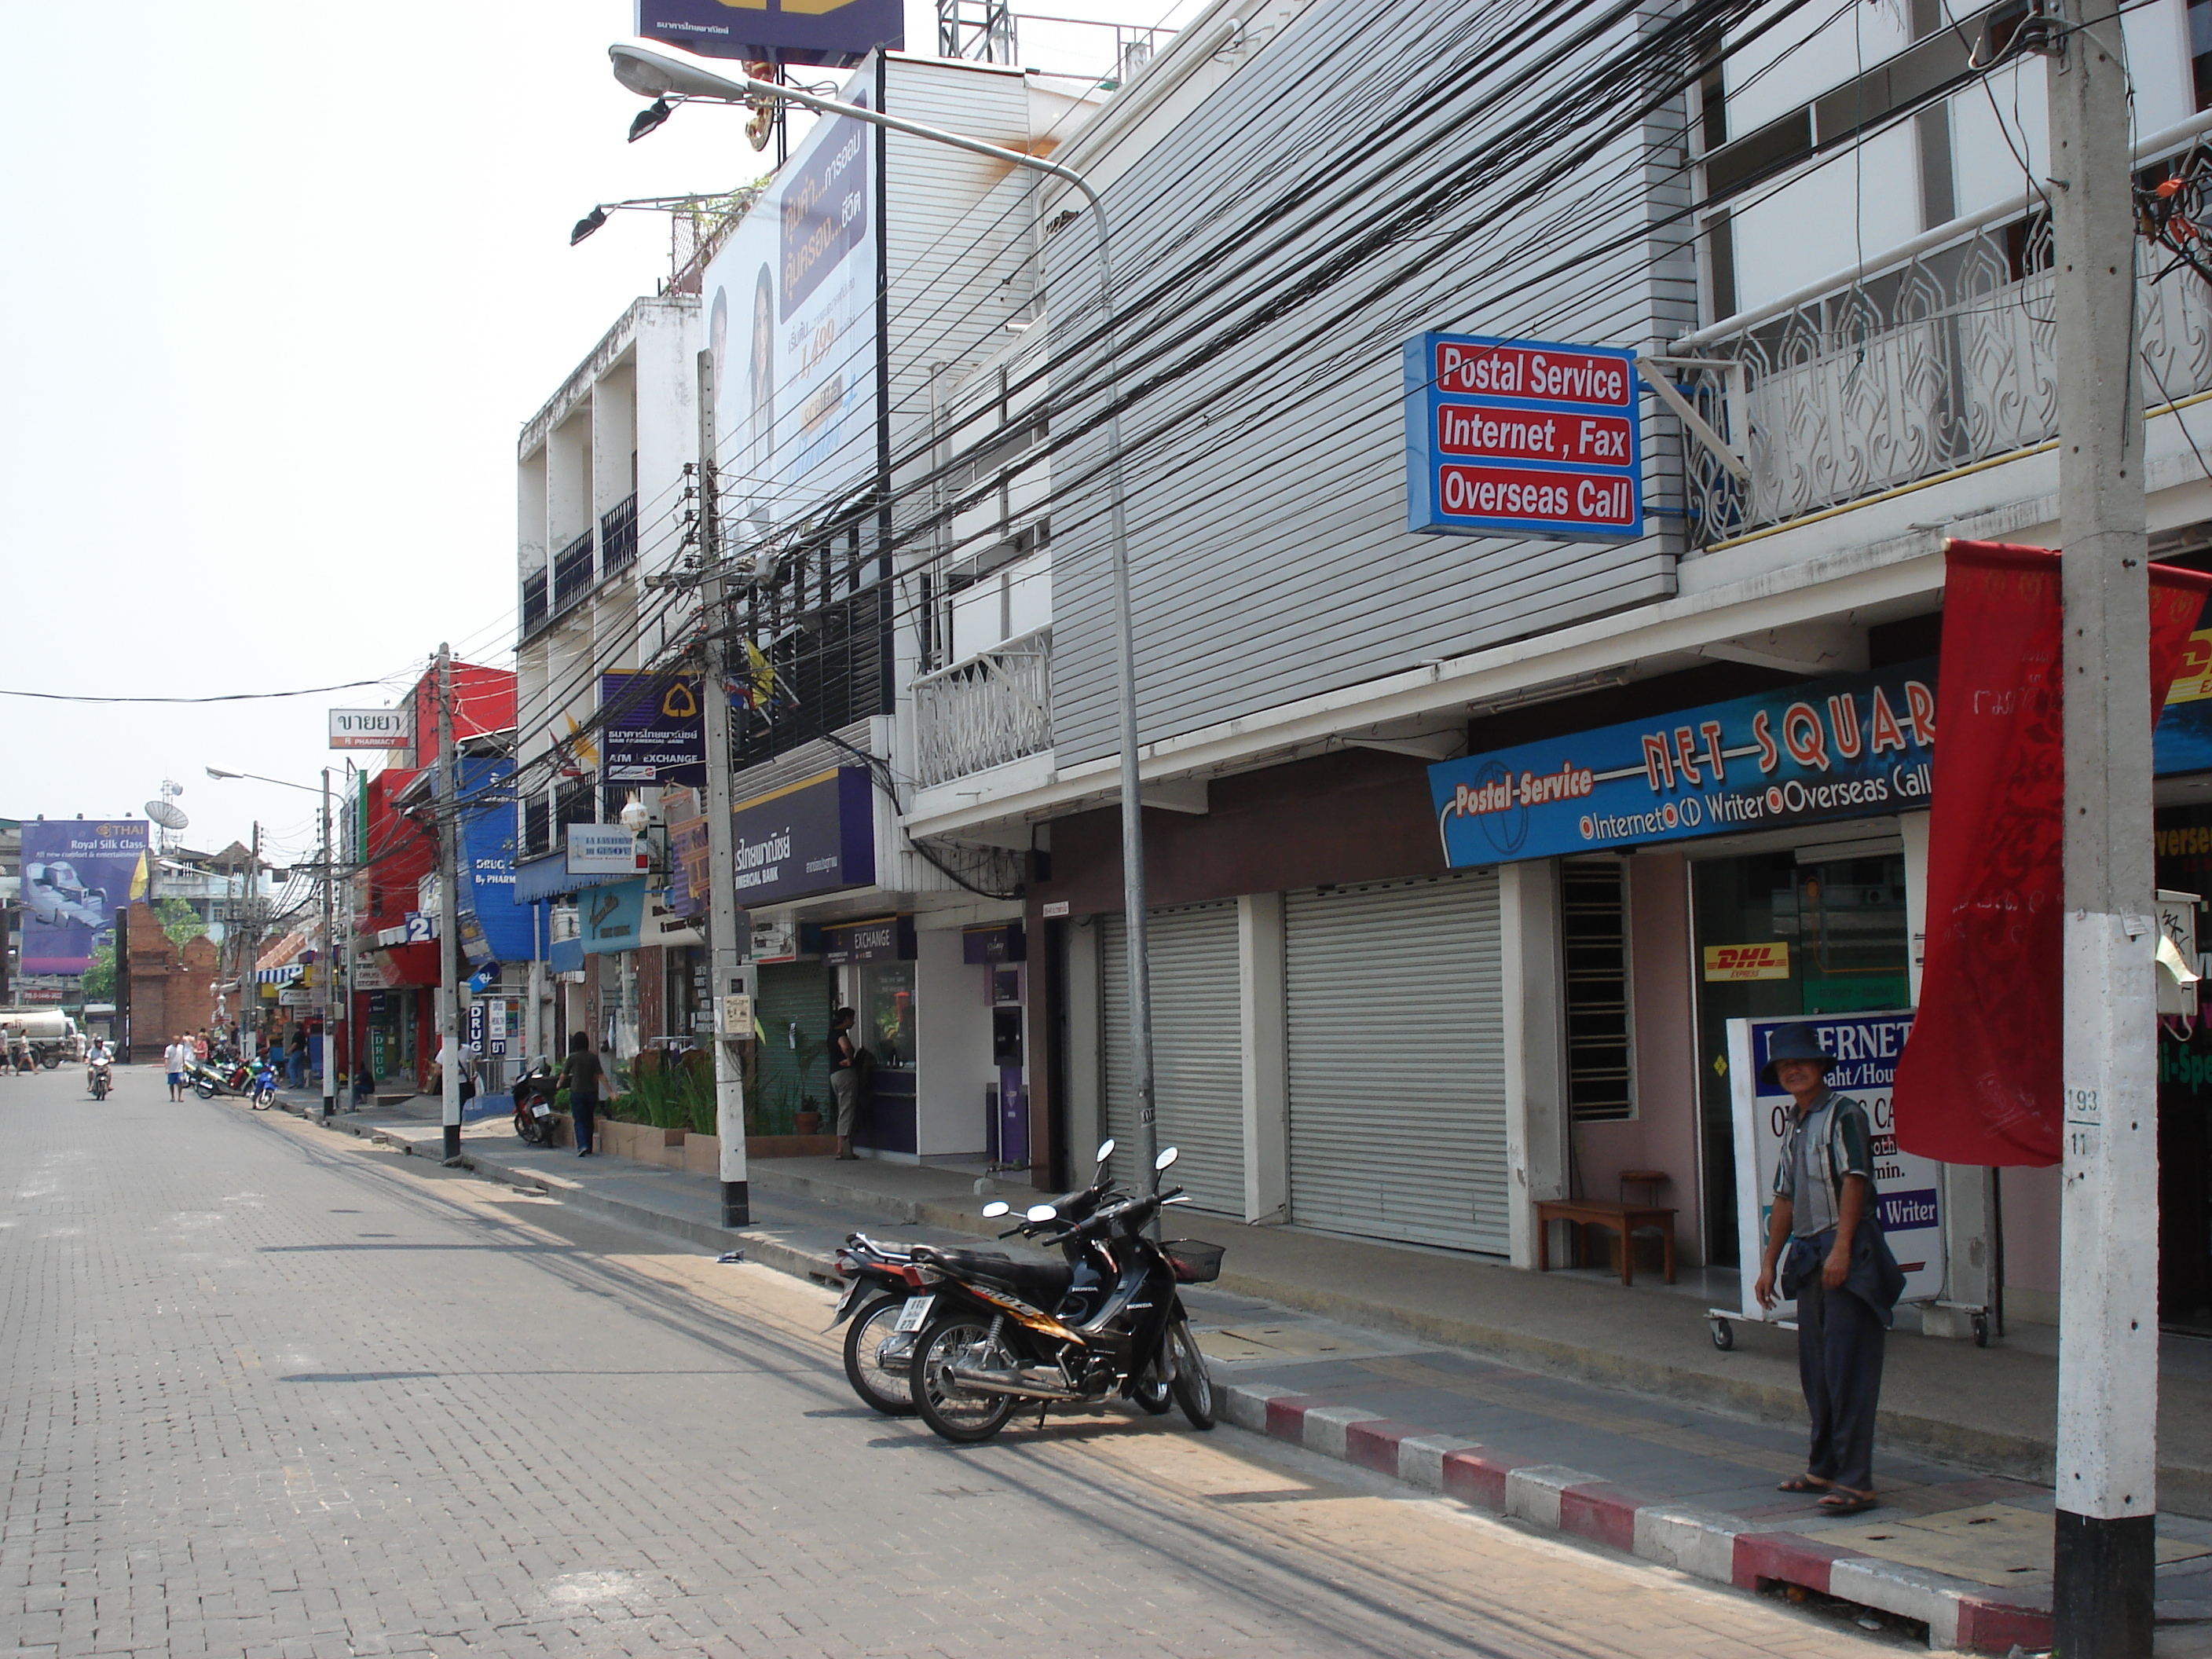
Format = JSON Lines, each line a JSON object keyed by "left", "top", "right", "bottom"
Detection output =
{"left": 2195, "top": 0, "right": 2212, "bottom": 109}
{"left": 1562, "top": 860, "right": 1634, "bottom": 1122}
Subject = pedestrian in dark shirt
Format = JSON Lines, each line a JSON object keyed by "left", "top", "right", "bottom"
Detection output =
{"left": 1753, "top": 1023, "right": 1905, "bottom": 1517}
{"left": 828, "top": 1008, "right": 860, "bottom": 1160}
{"left": 564, "top": 1032, "right": 604, "bottom": 1158}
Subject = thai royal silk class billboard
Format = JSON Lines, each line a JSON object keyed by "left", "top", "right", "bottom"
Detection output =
{"left": 1404, "top": 331, "right": 1642, "bottom": 540}
{"left": 701, "top": 64, "right": 877, "bottom": 543}
{"left": 20, "top": 819, "right": 150, "bottom": 974}
{"left": 635, "top": 0, "right": 902, "bottom": 67}
{"left": 1428, "top": 662, "right": 1936, "bottom": 865}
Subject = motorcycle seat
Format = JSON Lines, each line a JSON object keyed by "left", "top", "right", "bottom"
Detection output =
{"left": 914, "top": 1245, "right": 1072, "bottom": 1306}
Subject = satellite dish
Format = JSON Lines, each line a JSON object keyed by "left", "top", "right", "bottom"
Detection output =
{"left": 145, "top": 801, "right": 189, "bottom": 831}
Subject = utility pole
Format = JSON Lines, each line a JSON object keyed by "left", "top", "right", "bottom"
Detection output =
{"left": 320, "top": 772, "right": 336, "bottom": 1120}
{"left": 436, "top": 645, "right": 464, "bottom": 1165}
{"left": 2050, "top": 1, "right": 2157, "bottom": 1650}
{"left": 697, "top": 348, "right": 750, "bottom": 1226}
{"left": 245, "top": 821, "right": 260, "bottom": 1058}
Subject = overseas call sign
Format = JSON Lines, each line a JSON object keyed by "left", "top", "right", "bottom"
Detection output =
{"left": 1404, "top": 331, "right": 1643, "bottom": 540}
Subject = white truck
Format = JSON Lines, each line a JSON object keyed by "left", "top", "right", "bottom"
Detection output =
{"left": 0, "top": 1007, "right": 82, "bottom": 1068}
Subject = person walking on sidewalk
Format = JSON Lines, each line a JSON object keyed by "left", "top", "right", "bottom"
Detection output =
{"left": 563, "top": 1031, "right": 602, "bottom": 1158}
{"left": 1753, "top": 1023, "right": 1905, "bottom": 1518}
{"left": 828, "top": 1007, "right": 862, "bottom": 1160}
{"left": 165, "top": 1034, "right": 192, "bottom": 1101}
{"left": 287, "top": 1026, "right": 308, "bottom": 1090}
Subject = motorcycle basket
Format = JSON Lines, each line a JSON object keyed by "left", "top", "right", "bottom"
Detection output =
{"left": 1162, "top": 1240, "right": 1224, "bottom": 1284}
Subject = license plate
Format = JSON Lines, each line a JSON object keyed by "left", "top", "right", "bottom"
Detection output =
{"left": 532, "top": 1104, "right": 551, "bottom": 1118}
{"left": 892, "top": 1295, "right": 934, "bottom": 1334}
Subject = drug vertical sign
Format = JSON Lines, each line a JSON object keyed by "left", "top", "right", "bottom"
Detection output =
{"left": 1404, "top": 331, "right": 1643, "bottom": 540}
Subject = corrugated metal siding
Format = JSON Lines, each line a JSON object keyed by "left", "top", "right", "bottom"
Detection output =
{"left": 756, "top": 960, "right": 832, "bottom": 1125}
{"left": 1099, "top": 903, "right": 1243, "bottom": 1214}
{"left": 1284, "top": 872, "right": 1507, "bottom": 1254}
{"left": 1044, "top": 0, "right": 1688, "bottom": 768}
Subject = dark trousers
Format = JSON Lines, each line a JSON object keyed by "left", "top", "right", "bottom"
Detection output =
{"left": 572, "top": 1095, "right": 596, "bottom": 1153}
{"left": 1795, "top": 1264, "right": 1885, "bottom": 1492}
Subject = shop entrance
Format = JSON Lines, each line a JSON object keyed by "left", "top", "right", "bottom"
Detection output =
{"left": 2155, "top": 803, "right": 2212, "bottom": 1332}
{"left": 1691, "top": 845, "right": 1911, "bottom": 1265}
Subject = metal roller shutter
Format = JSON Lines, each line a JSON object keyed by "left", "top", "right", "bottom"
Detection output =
{"left": 1100, "top": 903, "right": 1243, "bottom": 1215}
{"left": 1285, "top": 871, "right": 1507, "bottom": 1254}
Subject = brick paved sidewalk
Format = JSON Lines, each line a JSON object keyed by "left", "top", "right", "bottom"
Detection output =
{"left": 252, "top": 1093, "right": 2212, "bottom": 1652}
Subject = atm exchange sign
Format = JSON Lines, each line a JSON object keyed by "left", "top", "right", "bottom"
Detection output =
{"left": 1404, "top": 331, "right": 1643, "bottom": 540}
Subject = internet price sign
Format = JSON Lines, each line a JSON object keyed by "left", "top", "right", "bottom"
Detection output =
{"left": 1403, "top": 331, "right": 1643, "bottom": 540}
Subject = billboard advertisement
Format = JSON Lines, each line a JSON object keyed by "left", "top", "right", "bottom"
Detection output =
{"left": 457, "top": 758, "right": 532, "bottom": 966}
{"left": 700, "top": 68, "right": 878, "bottom": 543}
{"left": 635, "top": 0, "right": 902, "bottom": 67}
{"left": 21, "top": 819, "right": 150, "bottom": 975}
{"left": 728, "top": 767, "right": 876, "bottom": 905}
{"left": 1404, "top": 331, "right": 1643, "bottom": 540}
{"left": 600, "top": 671, "right": 705, "bottom": 786}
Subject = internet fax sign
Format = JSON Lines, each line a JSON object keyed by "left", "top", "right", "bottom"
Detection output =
{"left": 1404, "top": 331, "right": 1643, "bottom": 540}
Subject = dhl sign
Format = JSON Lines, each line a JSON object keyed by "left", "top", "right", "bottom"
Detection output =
{"left": 1703, "top": 943, "right": 1790, "bottom": 982}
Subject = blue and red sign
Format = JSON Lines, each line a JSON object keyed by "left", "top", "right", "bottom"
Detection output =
{"left": 1404, "top": 331, "right": 1643, "bottom": 540}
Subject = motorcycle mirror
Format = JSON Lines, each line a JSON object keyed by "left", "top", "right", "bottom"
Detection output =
{"left": 1024, "top": 1203, "right": 1059, "bottom": 1223}
{"left": 980, "top": 1201, "right": 1011, "bottom": 1218}
{"left": 1095, "top": 1137, "right": 1115, "bottom": 1165}
{"left": 1155, "top": 1146, "right": 1180, "bottom": 1171}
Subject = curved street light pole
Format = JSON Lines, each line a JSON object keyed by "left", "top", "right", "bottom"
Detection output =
{"left": 607, "top": 46, "right": 1160, "bottom": 1184}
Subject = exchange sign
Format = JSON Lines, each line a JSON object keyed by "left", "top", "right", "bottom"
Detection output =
{"left": 1404, "top": 331, "right": 1643, "bottom": 540}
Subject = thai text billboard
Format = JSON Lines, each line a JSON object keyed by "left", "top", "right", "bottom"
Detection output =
{"left": 635, "top": 0, "right": 902, "bottom": 67}
{"left": 21, "top": 819, "right": 149, "bottom": 974}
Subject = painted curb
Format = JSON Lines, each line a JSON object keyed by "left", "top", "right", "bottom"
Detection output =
{"left": 1221, "top": 1380, "right": 2053, "bottom": 1654}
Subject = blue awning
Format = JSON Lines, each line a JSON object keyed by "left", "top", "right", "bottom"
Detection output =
{"left": 513, "top": 851, "right": 637, "bottom": 905}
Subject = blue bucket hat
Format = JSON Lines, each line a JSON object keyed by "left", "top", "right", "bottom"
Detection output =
{"left": 1759, "top": 1022, "right": 1836, "bottom": 1088}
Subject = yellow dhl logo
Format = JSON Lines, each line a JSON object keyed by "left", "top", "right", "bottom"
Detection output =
{"left": 1703, "top": 943, "right": 1790, "bottom": 981}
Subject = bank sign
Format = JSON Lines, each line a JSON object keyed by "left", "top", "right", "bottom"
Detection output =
{"left": 1429, "top": 661, "right": 1936, "bottom": 864}
{"left": 728, "top": 767, "right": 876, "bottom": 906}
{"left": 1404, "top": 331, "right": 1642, "bottom": 540}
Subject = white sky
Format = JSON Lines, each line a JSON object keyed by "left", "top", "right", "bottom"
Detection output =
{"left": 0, "top": 0, "right": 1200, "bottom": 872}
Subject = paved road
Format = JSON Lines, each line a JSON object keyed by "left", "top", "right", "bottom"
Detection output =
{"left": 3, "top": 1064, "right": 1895, "bottom": 1658}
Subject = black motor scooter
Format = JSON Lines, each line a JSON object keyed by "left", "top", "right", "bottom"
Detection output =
{"left": 511, "top": 1060, "right": 560, "bottom": 1145}
{"left": 902, "top": 1145, "right": 1219, "bottom": 1445}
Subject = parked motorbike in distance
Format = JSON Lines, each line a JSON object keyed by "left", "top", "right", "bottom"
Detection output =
{"left": 903, "top": 1146, "right": 1219, "bottom": 1445}
{"left": 511, "top": 1060, "right": 560, "bottom": 1145}
{"left": 249, "top": 1057, "right": 280, "bottom": 1109}
{"left": 185, "top": 1058, "right": 246, "bottom": 1100}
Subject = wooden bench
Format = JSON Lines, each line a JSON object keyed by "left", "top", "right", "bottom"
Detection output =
{"left": 1534, "top": 1199, "right": 1678, "bottom": 1286}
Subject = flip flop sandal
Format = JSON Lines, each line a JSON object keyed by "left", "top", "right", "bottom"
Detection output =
{"left": 1818, "top": 1491, "right": 1880, "bottom": 1516}
{"left": 1776, "top": 1476, "right": 1832, "bottom": 1493}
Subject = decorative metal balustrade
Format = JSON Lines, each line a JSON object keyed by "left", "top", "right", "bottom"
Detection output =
{"left": 551, "top": 531, "right": 595, "bottom": 614}
{"left": 910, "top": 629, "right": 1053, "bottom": 789}
{"left": 1667, "top": 213, "right": 2212, "bottom": 549}
{"left": 600, "top": 493, "right": 638, "bottom": 577}
{"left": 521, "top": 569, "right": 548, "bottom": 639}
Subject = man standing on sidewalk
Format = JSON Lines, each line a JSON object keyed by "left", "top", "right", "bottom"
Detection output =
{"left": 165, "top": 1034, "right": 191, "bottom": 1102}
{"left": 1752, "top": 1023, "right": 1904, "bottom": 1518}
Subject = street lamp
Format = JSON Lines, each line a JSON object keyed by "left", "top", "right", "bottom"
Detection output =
{"left": 207, "top": 765, "right": 320, "bottom": 793}
{"left": 608, "top": 42, "right": 1164, "bottom": 1188}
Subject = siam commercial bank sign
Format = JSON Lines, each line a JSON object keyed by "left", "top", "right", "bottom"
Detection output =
{"left": 1428, "top": 662, "right": 1938, "bottom": 864}
{"left": 729, "top": 767, "right": 876, "bottom": 904}
{"left": 1404, "top": 331, "right": 1643, "bottom": 540}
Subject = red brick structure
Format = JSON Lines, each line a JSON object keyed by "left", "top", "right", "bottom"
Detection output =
{"left": 115, "top": 904, "right": 220, "bottom": 1063}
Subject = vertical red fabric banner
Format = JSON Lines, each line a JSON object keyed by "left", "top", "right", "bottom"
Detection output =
{"left": 1892, "top": 540, "right": 2212, "bottom": 1165}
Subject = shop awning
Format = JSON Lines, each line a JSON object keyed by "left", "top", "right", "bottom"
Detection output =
{"left": 254, "top": 965, "right": 302, "bottom": 985}
{"left": 371, "top": 942, "right": 442, "bottom": 988}
{"left": 514, "top": 851, "right": 636, "bottom": 905}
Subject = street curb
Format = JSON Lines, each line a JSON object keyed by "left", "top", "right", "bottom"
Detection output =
{"left": 1230, "top": 1380, "right": 2049, "bottom": 1653}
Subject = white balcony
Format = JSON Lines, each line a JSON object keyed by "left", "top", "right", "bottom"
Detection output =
{"left": 910, "top": 628, "right": 1052, "bottom": 789}
{"left": 1665, "top": 212, "right": 2212, "bottom": 548}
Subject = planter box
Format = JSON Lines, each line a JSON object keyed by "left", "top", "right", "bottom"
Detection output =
{"left": 745, "top": 1133, "right": 842, "bottom": 1159}
{"left": 681, "top": 1133, "right": 721, "bottom": 1177}
{"left": 599, "top": 1119, "right": 636, "bottom": 1159}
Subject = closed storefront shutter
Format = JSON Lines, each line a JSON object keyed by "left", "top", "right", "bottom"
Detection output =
{"left": 1100, "top": 903, "right": 1243, "bottom": 1214}
{"left": 1284, "top": 871, "right": 1507, "bottom": 1254}
{"left": 756, "top": 960, "right": 831, "bottom": 1130}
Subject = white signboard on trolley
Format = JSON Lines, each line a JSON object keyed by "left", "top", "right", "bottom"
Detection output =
{"left": 1720, "top": 1009, "right": 1945, "bottom": 1329}
{"left": 328, "top": 708, "right": 408, "bottom": 750}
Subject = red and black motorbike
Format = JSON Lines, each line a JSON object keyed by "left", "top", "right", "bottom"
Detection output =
{"left": 511, "top": 1060, "right": 560, "bottom": 1146}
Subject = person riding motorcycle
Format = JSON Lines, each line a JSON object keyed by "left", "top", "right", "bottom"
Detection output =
{"left": 86, "top": 1038, "right": 115, "bottom": 1098}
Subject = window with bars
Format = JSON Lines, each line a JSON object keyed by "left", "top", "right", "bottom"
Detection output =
{"left": 1562, "top": 860, "right": 1634, "bottom": 1122}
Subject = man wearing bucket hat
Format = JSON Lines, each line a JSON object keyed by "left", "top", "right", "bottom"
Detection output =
{"left": 1751, "top": 1022, "right": 1906, "bottom": 1518}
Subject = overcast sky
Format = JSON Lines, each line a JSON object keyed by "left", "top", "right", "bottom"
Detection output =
{"left": 0, "top": 0, "right": 1198, "bottom": 872}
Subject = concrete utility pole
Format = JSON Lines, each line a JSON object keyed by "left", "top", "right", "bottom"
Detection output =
{"left": 436, "top": 645, "right": 464, "bottom": 1165}
{"left": 2050, "top": 0, "right": 2158, "bottom": 1649}
{"left": 245, "top": 821, "right": 260, "bottom": 1058}
{"left": 697, "top": 348, "right": 750, "bottom": 1227}
{"left": 320, "top": 771, "right": 336, "bottom": 1121}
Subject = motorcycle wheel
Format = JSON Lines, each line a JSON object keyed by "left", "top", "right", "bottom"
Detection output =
{"left": 515, "top": 1114, "right": 535, "bottom": 1142}
{"left": 91, "top": 1077, "right": 108, "bottom": 1101}
{"left": 251, "top": 1086, "right": 273, "bottom": 1110}
{"left": 843, "top": 1295, "right": 918, "bottom": 1416}
{"left": 192, "top": 1079, "right": 218, "bottom": 1101}
{"left": 911, "top": 1317, "right": 1019, "bottom": 1445}
{"left": 1131, "top": 1360, "right": 1174, "bottom": 1415}
{"left": 1168, "top": 1317, "right": 1215, "bottom": 1430}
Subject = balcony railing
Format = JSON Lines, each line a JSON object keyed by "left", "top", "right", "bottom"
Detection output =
{"left": 910, "top": 628, "right": 1052, "bottom": 789}
{"left": 600, "top": 493, "right": 639, "bottom": 577}
{"left": 552, "top": 531, "right": 595, "bottom": 614}
{"left": 1664, "top": 212, "right": 2212, "bottom": 548}
{"left": 521, "top": 568, "right": 548, "bottom": 639}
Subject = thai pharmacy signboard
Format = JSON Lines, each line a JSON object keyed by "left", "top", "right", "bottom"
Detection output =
{"left": 1721, "top": 1010, "right": 1946, "bottom": 1328}
{"left": 329, "top": 708, "right": 408, "bottom": 750}
{"left": 1404, "top": 331, "right": 1642, "bottom": 539}
{"left": 1427, "top": 661, "right": 1937, "bottom": 865}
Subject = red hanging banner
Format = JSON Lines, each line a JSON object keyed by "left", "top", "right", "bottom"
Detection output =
{"left": 1892, "top": 540, "right": 2212, "bottom": 1166}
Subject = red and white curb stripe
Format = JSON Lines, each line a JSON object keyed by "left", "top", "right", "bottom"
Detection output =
{"left": 1223, "top": 1382, "right": 2051, "bottom": 1653}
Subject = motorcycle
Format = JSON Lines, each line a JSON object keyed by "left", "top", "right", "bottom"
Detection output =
{"left": 86, "top": 1056, "right": 112, "bottom": 1101}
{"left": 186, "top": 1058, "right": 246, "bottom": 1100}
{"left": 902, "top": 1145, "right": 1220, "bottom": 1445}
{"left": 829, "top": 1139, "right": 1134, "bottom": 1418}
{"left": 248, "top": 1057, "right": 280, "bottom": 1109}
{"left": 511, "top": 1060, "right": 560, "bottom": 1145}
